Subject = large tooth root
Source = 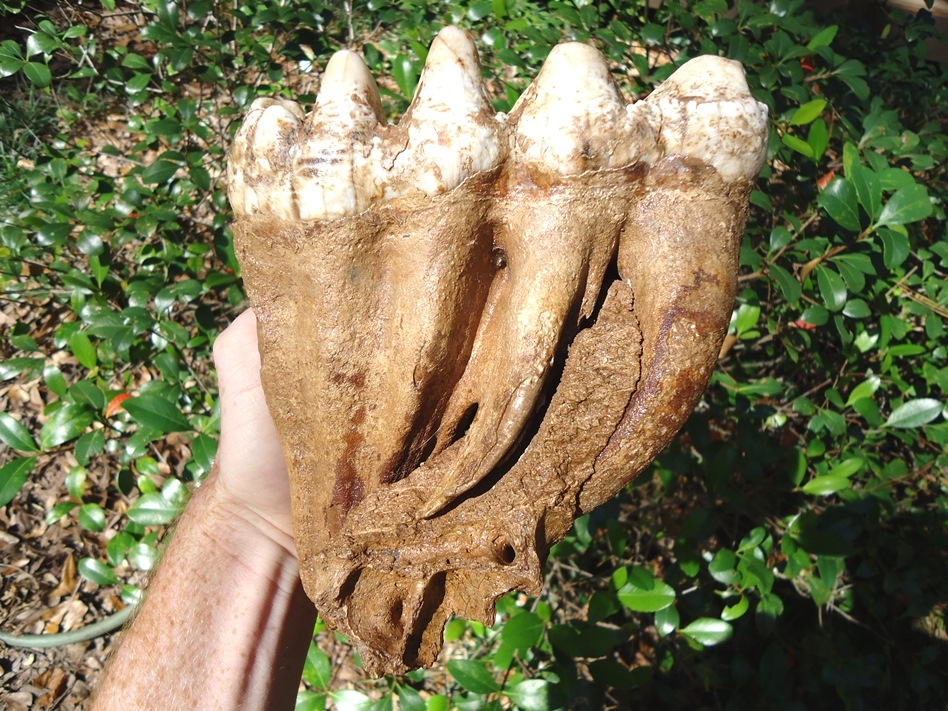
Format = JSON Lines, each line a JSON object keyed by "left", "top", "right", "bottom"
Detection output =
{"left": 421, "top": 42, "right": 631, "bottom": 517}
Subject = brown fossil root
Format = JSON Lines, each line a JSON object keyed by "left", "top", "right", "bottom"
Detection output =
{"left": 227, "top": 26, "right": 768, "bottom": 676}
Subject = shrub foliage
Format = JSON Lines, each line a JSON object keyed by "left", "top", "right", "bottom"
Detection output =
{"left": 0, "top": 1, "right": 946, "bottom": 709}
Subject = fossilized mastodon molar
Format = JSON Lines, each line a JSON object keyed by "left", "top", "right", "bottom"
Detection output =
{"left": 227, "top": 27, "right": 768, "bottom": 676}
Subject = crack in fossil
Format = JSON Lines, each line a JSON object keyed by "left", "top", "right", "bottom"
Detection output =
{"left": 227, "top": 26, "right": 768, "bottom": 676}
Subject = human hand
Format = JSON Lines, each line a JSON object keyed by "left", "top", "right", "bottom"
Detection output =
{"left": 209, "top": 308, "right": 296, "bottom": 552}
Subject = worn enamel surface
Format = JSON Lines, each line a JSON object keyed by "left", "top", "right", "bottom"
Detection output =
{"left": 227, "top": 26, "right": 768, "bottom": 676}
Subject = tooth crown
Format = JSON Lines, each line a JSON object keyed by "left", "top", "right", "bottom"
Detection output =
{"left": 228, "top": 37, "right": 768, "bottom": 220}
{"left": 228, "top": 27, "right": 769, "bottom": 677}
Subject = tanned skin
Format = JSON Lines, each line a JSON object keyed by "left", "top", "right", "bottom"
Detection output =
{"left": 91, "top": 310, "right": 316, "bottom": 710}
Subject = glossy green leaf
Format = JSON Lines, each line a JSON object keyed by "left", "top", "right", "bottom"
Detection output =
{"left": 122, "top": 394, "right": 190, "bottom": 433}
{"left": 878, "top": 227, "right": 910, "bottom": 268}
{"left": 877, "top": 184, "right": 933, "bottom": 226}
{"left": 75, "top": 429, "right": 106, "bottom": 465}
{"left": 447, "top": 659, "right": 500, "bottom": 694}
{"left": 883, "top": 398, "right": 943, "bottom": 428}
{"left": 781, "top": 132, "right": 814, "bottom": 159}
{"left": 302, "top": 642, "right": 332, "bottom": 691}
{"left": 818, "top": 177, "right": 861, "bottom": 231}
{"left": 0, "top": 457, "right": 35, "bottom": 507}
{"left": 23, "top": 61, "right": 51, "bottom": 87}
{"left": 501, "top": 611, "right": 544, "bottom": 650}
{"left": 816, "top": 266, "right": 847, "bottom": 311}
{"left": 801, "top": 474, "right": 850, "bottom": 496}
{"left": 849, "top": 162, "right": 882, "bottom": 221}
{"left": 721, "top": 595, "right": 750, "bottom": 621}
{"left": 127, "top": 491, "right": 183, "bottom": 525}
{"left": 78, "top": 557, "right": 118, "bottom": 585}
{"left": 618, "top": 579, "right": 676, "bottom": 612}
{"left": 506, "top": 679, "right": 558, "bottom": 711}
{"left": 39, "top": 404, "right": 94, "bottom": 449}
{"left": 807, "top": 24, "right": 838, "bottom": 49}
{"left": 828, "top": 457, "right": 864, "bottom": 479}
{"left": 295, "top": 691, "right": 326, "bottom": 711}
{"left": 395, "top": 687, "right": 425, "bottom": 711}
{"left": 79, "top": 502, "right": 107, "bottom": 531}
{"left": 69, "top": 331, "right": 98, "bottom": 369}
{"left": 790, "top": 99, "right": 826, "bottom": 126}
{"left": 0, "top": 413, "right": 39, "bottom": 452}
{"left": 769, "top": 263, "right": 801, "bottom": 304}
{"left": 654, "top": 605, "right": 680, "bottom": 637}
{"left": 708, "top": 549, "right": 740, "bottom": 585}
{"left": 680, "top": 618, "right": 733, "bottom": 646}
{"left": 846, "top": 375, "right": 881, "bottom": 406}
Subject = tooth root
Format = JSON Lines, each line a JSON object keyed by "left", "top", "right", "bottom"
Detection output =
{"left": 227, "top": 98, "right": 303, "bottom": 219}
{"left": 387, "top": 26, "right": 503, "bottom": 197}
{"left": 293, "top": 50, "right": 384, "bottom": 221}
{"left": 510, "top": 42, "right": 626, "bottom": 176}
{"left": 645, "top": 55, "right": 769, "bottom": 183}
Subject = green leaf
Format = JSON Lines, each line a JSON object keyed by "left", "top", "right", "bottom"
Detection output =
{"left": 46, "top": 501, "right": 78, "bottom": 526}
{"left": 680, "top": 618, "right": 733, "bottom": 646}
{"left": 617, "top": 579, "right": 676, "bottom": 612}
{"left": 0, "top": 413, "right": 40, "bottom": 452}
{"left": 39, "top": 404, "right": 94, "bottom": 449}
{"left": 44, "top": 365, "right": 68, "bottom": 397}
{"left": 69, "top": 331, "right": 98, "bottom": 370}
{"left": 842, "top": 299, "right": 871, "bottom": 318}
{"left": 75, "top": 429, "right": 106, "bottom": 465}
{"left": 140, "top": 159, "right": 179, "bottom": 184}
{"left": 654, "top": 605, "right": 679, "bottom": 636}
{"left": 501, "top": 611, "right": 544, "bottom": 650}
{"left": 397, "top": 686, "right": 426, "bottom": 711}
{"left": 789, "top": 99, "right": 826, "bottom": 126}
{"left": 818, "top": 177, "right": 861, "bottom": 231}
{"left": 877, "top": 184, "right": 933, "bottom": 226}
{"left": 69, "top": 380, "right": 107, "bottom": 411}
{"left": 878, "top": 227, "right": 910, "bottom": 268}
{"left": 801, "top": 474, "right": 850, "bottom": 496}
{"left": 828, "top": 457, "right": 864, "bottom": 479}
{"left": 447, "top": 659, "right": 500, "bottom": 694}
{"left": 0, "top": 457, "right": 36, "bottom": 507}
{"left": 506, "top": 679, "right": 558, "bottom": 711}
{"left": 846, "top": 375, "right": 881, "bottom": 406}
{"left": 122, "top": 394, "right": 190, "bottom": 433}
{"left": 807, "top": 24, "right": 838, "bottom": 49}
{"left": 815, "top": 266, "right": 847, "bottom": 311}
{"left": 127, "top": 491, "right": 183, "bottom": 525}
{"left": 78, "top": 557, "right": 118, "bottom": 585}
{"left": 883, "top": 398, "right": 943, "bottom": 428}
{"left": 781, "top": 132, "right": 814, "bottom": 159}
{"left": 807, "top": 119, "right": 829, "bottom": 161}
{"left": 296, "top": 691, "right": 326, "bottom": 711}
{"left": 849, "top": 162, "right": 882, "bottom": 222}
{"left": 708, "top": 549, "right": 739, "bottom": 585}
{"left": 721, "top": 595, "right": 750, "bottom": 621}
{"left": 302, "top": 642, "right": 332, "bottom": 691}
{"left": 769, "top": 263, "right": 801, "bottom": 304}
{"left": 79, "top": 503, "right": 107, "bottom": 531}
{"left": 23, "top": 61, "right": 51, "bottom": 87}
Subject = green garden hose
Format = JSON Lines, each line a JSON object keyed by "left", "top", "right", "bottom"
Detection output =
{"left": 0, "top": 605, "right": 135, "bottom": 649}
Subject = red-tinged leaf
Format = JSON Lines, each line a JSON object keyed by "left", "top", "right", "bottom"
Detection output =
{"left": 107, "top": 392, "right": 133, "bottom": 418}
